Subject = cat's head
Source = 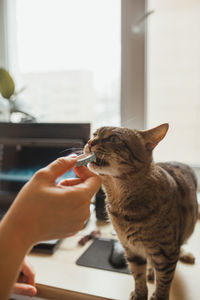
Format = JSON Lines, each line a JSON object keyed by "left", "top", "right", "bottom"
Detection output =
{"left": 84, "top": 123, "right": 169, "bottom": 176}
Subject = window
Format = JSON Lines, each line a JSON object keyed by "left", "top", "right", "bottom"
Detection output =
{"left": 3, "top": 0, "right": 121, "bottom": 130}
{"left": 2, "top": 0, "right": 200, "bottom": 168}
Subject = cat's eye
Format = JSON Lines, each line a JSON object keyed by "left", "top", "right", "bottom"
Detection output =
{"left": 109, "top": 135, "right": 120, "bottom": 143}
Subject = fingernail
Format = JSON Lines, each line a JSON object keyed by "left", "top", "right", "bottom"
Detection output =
{"left": 27, "top": 287, "right": 37, "bottom": 296}
{"left": 67, "top": 154, "right": 78, "bottom": 158}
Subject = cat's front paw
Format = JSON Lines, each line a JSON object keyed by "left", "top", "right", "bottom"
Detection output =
{"left": 129, "top": 291, "right": 147, "bottom": 300}
{"left": 150, "top": 293, "right": 168, "bottom": 300}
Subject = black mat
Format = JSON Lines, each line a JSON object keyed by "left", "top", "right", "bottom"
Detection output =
{"left": 76, "top": 238, "right": 131, "bottom": 274}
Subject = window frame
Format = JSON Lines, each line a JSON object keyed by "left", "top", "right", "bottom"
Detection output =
{"left": 121, "top": 0, "right": 146, "bottom": 130}
{"left": 1, "top": 0, "right": 200, "bottom": 189}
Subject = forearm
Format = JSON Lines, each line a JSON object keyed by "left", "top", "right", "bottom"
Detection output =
{"left": 0, "top": 213, "right": 32, "bottom": 300}
{"left": 0, "top": 156, "right": 101, "bottom": 299}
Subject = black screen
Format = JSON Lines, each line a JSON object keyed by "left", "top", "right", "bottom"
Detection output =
{"left": 0, "top": 122, "right": 90, "bottom": 202}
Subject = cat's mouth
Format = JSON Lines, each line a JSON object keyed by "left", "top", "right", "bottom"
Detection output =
{"left": 92, "top": 155, "right": 109, "bottom": 167}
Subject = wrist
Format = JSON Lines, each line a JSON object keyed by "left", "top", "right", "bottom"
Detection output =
{"left": 0, "top": 210, "right": 33, "bottom": 300}
{"left": 3, "top": 205, "right": 35, "bottom": 252}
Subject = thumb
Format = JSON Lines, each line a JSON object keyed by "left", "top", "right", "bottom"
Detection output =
{"left": 44, "top": 156, "right": 78, "bottom": 181}
{"left": 74, "top": 166, "right": 102, "bottom": 197}
{"left": 79, "top": 175, "right": 102, "bottom": 198}
{"left": 13, "top": 283, "right": 37, "bottom": 297}
{"left": 74, "top": 165, "right": 98, "bottom": 180}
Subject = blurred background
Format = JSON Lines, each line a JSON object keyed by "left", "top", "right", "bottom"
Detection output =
{"left": 0, "top": 0, "right": 200, "bottom": 166}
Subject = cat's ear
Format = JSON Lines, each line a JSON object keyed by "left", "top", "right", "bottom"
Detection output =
{"left": 140, "top": 123, "right": 169, "bottom": 151}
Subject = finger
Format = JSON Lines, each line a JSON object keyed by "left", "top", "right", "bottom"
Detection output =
{"left": 75, "top": 174, "right": 102, "bottom": 198}
{"left": 58, "top": 178, "right": 82, "bottom": 187}
{"left": 13, "top": 283, "right": 37, "bottom": 297}
{"left": 65, "top": 231, "right": 79, "bottom": 237}
{"left": 74, "top": 165, "right": 98, "bottom": 180}
{"left": 44, "top": 156, "right": 78, "bottom": 181}
{"left": 21, "top": 258, "right": 35, "bottom": 286}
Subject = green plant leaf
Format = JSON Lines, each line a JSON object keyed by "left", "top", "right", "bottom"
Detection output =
{"left": 0, "top": 68, "right": 15, "bottom": 99}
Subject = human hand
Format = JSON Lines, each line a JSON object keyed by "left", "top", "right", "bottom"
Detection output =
{"left": 6, "top": 155, "right": 101, "bottom": 248}
{"left": 12, "top": 257, "right": 37, "bottom": 297}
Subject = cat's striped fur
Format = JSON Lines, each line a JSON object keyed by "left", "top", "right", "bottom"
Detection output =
{"left": 86, "top": 124, "right": 198, "bottom": 300}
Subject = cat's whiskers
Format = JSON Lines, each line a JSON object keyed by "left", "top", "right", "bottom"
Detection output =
{"left": 59, "top": 147, "right": 83, "bottom": 155}
{"left": 99, "top": 153, "right": 106, "bottom": 166}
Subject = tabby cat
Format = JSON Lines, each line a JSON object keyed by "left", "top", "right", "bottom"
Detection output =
{"left": 85, "top": 123, "right": 198, "bottom": 300}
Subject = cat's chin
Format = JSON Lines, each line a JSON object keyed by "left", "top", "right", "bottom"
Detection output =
{"left": 88, "top": 162, "right": 103, "bottom": 173}
{"left": 88, "top": 162, "right": 119, "bottom": 177}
